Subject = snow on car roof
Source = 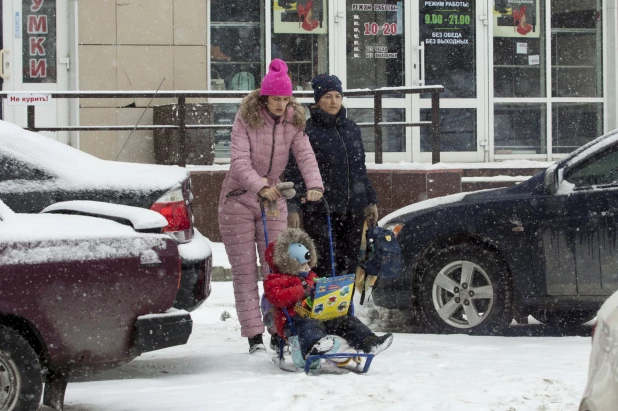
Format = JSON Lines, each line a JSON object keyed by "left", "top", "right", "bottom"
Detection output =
{"left": 0, "top": 120, "right": 189, "bottom": 193}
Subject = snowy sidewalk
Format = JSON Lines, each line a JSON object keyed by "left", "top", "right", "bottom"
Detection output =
{"left": 61, "top": 281, "right": 592, "bottom": 411}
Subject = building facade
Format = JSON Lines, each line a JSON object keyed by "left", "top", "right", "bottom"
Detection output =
{"left": 1, "top": 0, "right": 616, "bottom": 164}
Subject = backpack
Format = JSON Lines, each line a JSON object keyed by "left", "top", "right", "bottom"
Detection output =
{"left": 364, "top": 226, "right": 402, "bottom": 279}
{"left": 231, "top": 72, "right": 256, "bottom": 90}
{"left": 359, "top": 225, "right": 402, "bottom": 304}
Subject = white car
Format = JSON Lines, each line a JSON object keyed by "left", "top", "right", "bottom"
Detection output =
{"left": 580, "top": 290, "right": 618, "bottom": 411}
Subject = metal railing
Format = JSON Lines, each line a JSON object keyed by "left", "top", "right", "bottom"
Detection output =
{"left": 0, "top": 86, "right": 444, "bottom": 165}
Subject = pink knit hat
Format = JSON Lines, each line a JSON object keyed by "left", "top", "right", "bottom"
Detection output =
{"left": 260, "top": 59, "right": 293, "bottom": 97}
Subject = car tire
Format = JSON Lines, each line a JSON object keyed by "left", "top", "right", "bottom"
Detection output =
{"left": 534, "top": 310, "right": 597, "bottom": 328}
{"left": 0, "top": 325, "right": 43, "bottom": 411}
{"left": 418, "top": 244, "right": 513, "bottom": 334}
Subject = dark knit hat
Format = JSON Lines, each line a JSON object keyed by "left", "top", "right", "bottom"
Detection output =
{"left": 311, "top": 73, "right": 343, "bottom": 103}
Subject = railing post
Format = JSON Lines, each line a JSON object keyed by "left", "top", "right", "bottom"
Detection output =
{"left": 431, "top": 90, "right": 441, "bottom": 164}
{"left": 178, "top": 97, "right": 186, "bottom": 167}
{"left": 27, "top": 106, "right": 36, "bottom": 131}
{"left": 374, "top": 94, "right": 383, "bottom": 164}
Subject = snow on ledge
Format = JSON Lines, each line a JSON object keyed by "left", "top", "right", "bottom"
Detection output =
{"left": 462, "top": 175, "right": 531, "bottom": 183}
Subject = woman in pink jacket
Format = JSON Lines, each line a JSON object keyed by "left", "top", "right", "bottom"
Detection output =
{"left": 218, "top": 59, "right": 324, "bottom": 354}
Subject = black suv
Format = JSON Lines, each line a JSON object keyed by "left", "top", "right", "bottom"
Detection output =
{"left": 0, "top": 120, "right": 211, "bottom": 311}
{"left": 375, "top": 129, "right": 618, "bottom": 334}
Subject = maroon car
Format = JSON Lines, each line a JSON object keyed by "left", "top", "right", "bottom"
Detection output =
{"left": 0, "top": 200, "right": 192, "bottom": 411}
{"left": 0, "top": 120, "right": 212, "bottom": 314}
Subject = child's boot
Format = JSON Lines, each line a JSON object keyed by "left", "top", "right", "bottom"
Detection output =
{"left": 270, "top": 333, "right": 285, "bottom": 351}
{"left": 306, "top": 335, "right": 335, "bottom": 358}
{"left": 361, "top": 333, "right": 393, "bottom": 355}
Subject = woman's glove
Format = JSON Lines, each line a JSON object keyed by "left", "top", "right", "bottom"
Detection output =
{"left": 258, "top": 186, "right": 281, "bottom": 201}
{"left": 288, "top": 212, "right": 300, "bottom": 228}
{"left": 276, "top": 182, "right": 296, "bottom": 200}
{"left": 306, "top": 189, "right": 323, "bottom": 202}
{"left": 364, "top": 204, "right": 378, "bottom": 225}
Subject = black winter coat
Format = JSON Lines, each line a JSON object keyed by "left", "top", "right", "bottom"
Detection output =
{"left": 285, "top": 106, "right": 377, "bottom": 214}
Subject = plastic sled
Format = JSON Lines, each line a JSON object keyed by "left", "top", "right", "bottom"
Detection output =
{"left": 272, "top": 336, "right": 373, "bottom": 374}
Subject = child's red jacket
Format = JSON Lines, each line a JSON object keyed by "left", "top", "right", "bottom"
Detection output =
{"left": 263, "top": 242, "right": 318, "bottom": 337}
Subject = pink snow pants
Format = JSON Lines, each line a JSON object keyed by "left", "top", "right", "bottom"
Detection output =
{"left": 218, "top": 193, "right": 287, "bottom": 338}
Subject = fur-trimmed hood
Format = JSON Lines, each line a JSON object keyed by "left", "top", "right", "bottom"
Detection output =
{"left": 239, "top": 90, "right": 306, "bottom": 130}
{"left": 272, "top": 228, "right": 318, "bottom": 275}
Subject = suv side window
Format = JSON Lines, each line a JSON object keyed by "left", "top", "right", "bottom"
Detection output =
{"left": 0, "top": 154, "right": 51, "bottom": 181}
{"left": 566, "top": 148, "right": 618, "bottom": 189}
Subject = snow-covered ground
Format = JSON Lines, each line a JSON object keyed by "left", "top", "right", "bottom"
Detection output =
{"left": 60, "top": 247, "right": 594, "bottom": 411}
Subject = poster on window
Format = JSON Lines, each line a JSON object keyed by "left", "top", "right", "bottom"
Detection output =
{"left": 274, "top": 0, "right": 328, "bottom": 34}
{"left": 421, "top": 1, "right": 474, "bottom": 46}
{"left": 493, "top": 0, "right": 540, "bottom": 38}
{"left": 22, "top": 0, "right": 57, "bottom": 83}
{"left": 346, "top": 1, "right": 404, "bottom": 89}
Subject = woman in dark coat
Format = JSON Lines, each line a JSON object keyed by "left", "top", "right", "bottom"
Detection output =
{"left": 284, "top": 74, "right": 378, "bottom": 277}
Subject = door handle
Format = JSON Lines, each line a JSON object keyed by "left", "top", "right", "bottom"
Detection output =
{"left": 58, "top": 57, "right": 70, "bottom": 70}
{"left": 0, "top": 49, "right": 11, "bottom": 79}
{"left": 418, "top": 42, "right": 425, "bottom": 86}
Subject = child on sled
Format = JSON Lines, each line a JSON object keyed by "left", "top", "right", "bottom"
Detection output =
{"left": 263, "top": 228, "right": 393, "bottom": 360}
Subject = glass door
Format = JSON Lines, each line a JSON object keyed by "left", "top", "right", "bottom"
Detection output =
{"left": 491, "top": 0, "right": 604, "bottom": 161}
{"left": 2, "top": 0, "right": 71, "bottom": 143}
{"left": 412, "top": 0, "right": 490, "bottom": 162}
{"left": 338, "top": 0, "right": 408, "bottom": 162}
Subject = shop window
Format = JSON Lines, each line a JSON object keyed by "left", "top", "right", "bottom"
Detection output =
{"left": 210, "top": 1, "right": 264, "bottom": 159}
{"left": 346, "top": 108, "right": 405, "bottom": 152}
{"left": 210, "top": 1, "right": 265, "bottom": 92}
{"left": 493, "top": 1, "right": 546, "bottom": 98}
{"left": 420, "top": 109, "right": 476, "bottom": 152}
{"left": 420, "top": 1, "right": 476, "bottom": 98}
{"left": 213, "top": 103, "right": 241, "bottom": 159}
{"left": 271, "top": 1, "right": 329, "bottom": 90}
{"left": 345, "top": 1, "right": 405, "bottom": 90}
{"left": 551, "top": 0, "right": 603, "bottom": 97}
{"left": 552, "top": 103, "right": 603, "bottom": 154}
{"left": 494, "top": 104, "right": 547, "bottom": 155}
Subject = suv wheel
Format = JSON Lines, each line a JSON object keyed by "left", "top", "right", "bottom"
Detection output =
{"left": 418, "top": 244, "right": 513, "bottom": 334}
{"left": 0, "top": 325, "right": 42, "bottom": 411}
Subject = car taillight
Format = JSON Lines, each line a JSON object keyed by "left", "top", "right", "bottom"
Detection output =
{"left": 150, "top": 186, "right": 193, "bottom": 243}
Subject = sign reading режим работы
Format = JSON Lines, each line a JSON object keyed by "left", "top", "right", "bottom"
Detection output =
{"left": 22, "top": 0, "right": 57, "bottom": 83}
{"left": 346, "top": 1, "right": 404, "bottom": 89}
